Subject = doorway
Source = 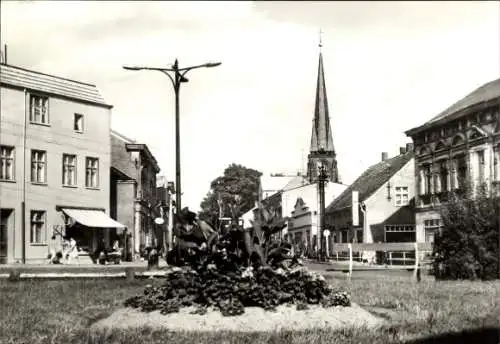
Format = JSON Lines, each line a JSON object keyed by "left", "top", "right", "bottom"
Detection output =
{"left": 0, "top": 209, "right": 13, "bottom": 264}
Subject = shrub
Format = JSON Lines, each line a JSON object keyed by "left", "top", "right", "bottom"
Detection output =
{"left": 433, "top": 185, "right": 500, "bottom": 281}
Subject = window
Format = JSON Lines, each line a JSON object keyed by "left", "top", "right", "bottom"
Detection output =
{"left": 30, "top": 210, "right": 46, "bottom": 244}
{"left": 456, "top": 155, "right": 467, "bottom": 188}
{"left": 423, "top": 165, "right": 432, "bottom": 194}
{"left": 31, "top": 150, "right": 47, "bottom": 184}
{"left": 476, "top": 150, "right": 485, "bottom": 183}
{"left": 385, "top": 225, "right": 415, "bottom": 243}
{"left": 439, "top": 161, "right": 448, "bottom": 192}
{"left": 62, "top": 154, "right": 77, "bottom": 186}
{"left": 0, "top": 146, "right": 14, "bottom": 181}
{"left": 29, "top": 94, "right": 49, "bottom": 124}
{"left": 494, "top": 147, "right": 500, "bottom": 181}
{"left": 85, "top": 157, "right": 99, "bottom": 188}
{"left": 395, "top": 186, "right": 409, "bottom": 206}
{"left": 74, "top": 113, "right": 84, "bottom": 132}
{"left": 424, "top": 219, "right": 443, "bottom": 243}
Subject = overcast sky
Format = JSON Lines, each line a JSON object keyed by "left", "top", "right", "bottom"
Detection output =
{"left": 2, "top": 1, "right": 499, "bottom": 210}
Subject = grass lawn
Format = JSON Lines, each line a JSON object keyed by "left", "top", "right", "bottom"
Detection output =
{"left": 1, "top": 273, "right": 499, "bottom": 344}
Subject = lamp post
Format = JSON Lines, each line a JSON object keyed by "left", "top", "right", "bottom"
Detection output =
{"left": 317, "top": 163, "right": 328, "bottom": 257}
{"left": 123, "top": 60, "right": 221, "bottom": 213}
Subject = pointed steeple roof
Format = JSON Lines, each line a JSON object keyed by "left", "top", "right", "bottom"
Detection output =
{"left": 309, "top": 51, "right": 335, "bottom": 153}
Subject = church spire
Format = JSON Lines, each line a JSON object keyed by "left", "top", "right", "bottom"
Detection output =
{"left": 307, "top": 31, "right": 339, "bottom": 183}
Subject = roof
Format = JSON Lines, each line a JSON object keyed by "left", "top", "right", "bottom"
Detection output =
{"left": 326, "top": 152, "right": 414, "bottom": 213}
{"left": 111, "top": 134, "right": 136, "bottom": 180}
{"left": 125, "top": 143, "right": 160, "bottom": 174}
{"left": 111, "top": 130, "right": 136, "bottom": 144}
{"left": 282, "top": 175, "right": 310, "bottom": 191}
{"left": 310, "top": 52, "right": 335, "bottom": 153}
{"left": 111, "top": 130, "right": 161, "bottom": 175}
{"left": 0, "top": 63, "right": 112, "bottom": 108}
{"left": 261, "top": 175, "right": 297, "bottom": 193}
{"left": 406, "top": 77, "right": 500, "bottom": 136}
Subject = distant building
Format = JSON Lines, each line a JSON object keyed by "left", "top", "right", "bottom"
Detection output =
{"left": 283, "top": 180, "right": 347, "bottom": 252}
{"left": 0, "top": 63, "right": 122, "bottom": 264}
{"left": 110, "top": 130, "right": 161, "bottom": 258}
{"left": 405, "top": 78, "right": 500, "bottom": 243}
{"left": 242, "top": 44, "right": 347, "bottom": 252}
{"left": 325, "top": 147, "right": 415, "bottom": 254}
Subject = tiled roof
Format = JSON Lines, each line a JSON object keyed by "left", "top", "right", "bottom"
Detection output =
{"left": 406, "top": 77, "right": 500, "bottom": 135}
{"left": 326, "top": 152, "right": 414, "bottom": 213}
{"left": 0, "top": 63, "right": 111, "bottom": 108}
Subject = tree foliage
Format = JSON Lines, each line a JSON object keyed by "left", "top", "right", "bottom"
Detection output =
{"left": 199, "top": 164, "right": 262, "bottom": 226}
{"left": 433, "top": 184, "right": 500, "bottom": 280}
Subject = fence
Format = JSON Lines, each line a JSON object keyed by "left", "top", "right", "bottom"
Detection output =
{"left": 328, "top": 242, "right": 434, "bottom": 282}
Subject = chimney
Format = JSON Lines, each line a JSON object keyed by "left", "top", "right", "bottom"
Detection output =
{"left": 381, "top": 152, "right": 388, "bottom": 161}
{"left": 399, "top": 147, "right": 406, "bottom": 155}
{"left": 406, "top": 143, "right": 414, "bottom": 153}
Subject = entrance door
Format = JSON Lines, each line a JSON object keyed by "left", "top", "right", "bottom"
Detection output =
{"left": 0, "top": 209, "right": 12, "bottom": 263}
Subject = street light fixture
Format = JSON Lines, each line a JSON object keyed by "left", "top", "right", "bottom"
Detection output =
{"left": 123, "top": 59, "right": 222, "bottom": 213}
{"left": 317, "top": 162, "right": 329, "bottom": 258}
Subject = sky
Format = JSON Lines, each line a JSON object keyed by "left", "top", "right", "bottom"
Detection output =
{"left": 1, "top": 1, "right": 499, "bottom": 211}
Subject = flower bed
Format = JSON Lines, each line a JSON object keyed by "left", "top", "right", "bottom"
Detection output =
{"left": 124, "top": 265, "right": 350, "bottom": 317}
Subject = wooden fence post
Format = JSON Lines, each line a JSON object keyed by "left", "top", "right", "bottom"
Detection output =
{"left": 8, "top": 268, "right": 21, "bottom": 282}
{"left": 125, "top": 267, "right": 135, "bottom": 281}
{"left": 413, "top": 242, "right": 420, "bottom": 283}
{"left": 348, "top": 243, "right": 353, "bottom": 281}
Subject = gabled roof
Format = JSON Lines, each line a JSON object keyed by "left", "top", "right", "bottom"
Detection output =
{"left": 406, "top": 77, "right": 500, "bottom": 136}
{"left": 326, "top": 152, "right": 414, "bottom": 213}
{"left": 310, "top": 52, "right": 335, "bottom": 153}
{"left": 0, "top": 63, "right": 112, "bottom": 108}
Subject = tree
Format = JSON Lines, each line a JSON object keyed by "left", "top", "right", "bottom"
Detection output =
{"left": 199, "top": 164, "right": 262, "bottom": 228}
{"left": 433, "top": 182, "right": 500, "bottom": 280}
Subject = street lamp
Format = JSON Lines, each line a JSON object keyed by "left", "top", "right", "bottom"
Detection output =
{"left": 317, "top": 162, "right": 328, "bottom": 257}
{"left": 123, "top": 59, "right": 222, "bottom": 212}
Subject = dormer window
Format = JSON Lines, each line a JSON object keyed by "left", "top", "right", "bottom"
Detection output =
{"left": 74, "top": 113, "right": 84, "bottom": 132}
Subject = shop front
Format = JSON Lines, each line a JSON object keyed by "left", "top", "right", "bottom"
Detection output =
{"left": 59, "top": 207, "right": 126, "bottom": 261}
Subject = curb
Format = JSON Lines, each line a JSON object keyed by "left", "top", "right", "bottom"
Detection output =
{"left": 0, "top": 270, "right": 169, "bottom": 280}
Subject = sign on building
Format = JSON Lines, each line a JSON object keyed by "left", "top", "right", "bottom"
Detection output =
{"left": 352, "top": 191, "right": 359, "bottom": 226}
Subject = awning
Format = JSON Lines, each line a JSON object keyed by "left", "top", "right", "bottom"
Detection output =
{"left": 61, "top": 208, "right": 126, "bottom": 228}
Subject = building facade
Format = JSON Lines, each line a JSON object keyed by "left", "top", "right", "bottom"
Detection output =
{"left": 282, "top": 180, "right": 347, "bottom": 251}
{"left": 325, "top": 147, "right": 416, "bottom": 254}
{"left": 405, "top": 78, "right": 500, "bottom": 243}
{"left": 110, "top": 131, "right": 161, "bottom": 257}
{"left": 242, "top": 42, "right": 347, "bottom": 252}
{"left": 0, "top": 63, "right": 122, "bottom": 264}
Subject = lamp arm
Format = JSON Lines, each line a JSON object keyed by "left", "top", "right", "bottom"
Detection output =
{"left": 158, "top": 70, "right": 176, "bottom": 89}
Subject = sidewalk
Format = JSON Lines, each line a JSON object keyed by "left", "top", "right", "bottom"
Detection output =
{"left": 0, "top": 259, "right": 171, "bottom": 279}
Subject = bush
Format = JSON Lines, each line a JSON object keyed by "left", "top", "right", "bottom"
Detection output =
{"left": 433, "top": 186, "right": 500, "bottom": 281}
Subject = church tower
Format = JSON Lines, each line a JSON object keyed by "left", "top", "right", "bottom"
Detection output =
{"left": 307, "top": 32, "right": 340, "bottom": 183}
